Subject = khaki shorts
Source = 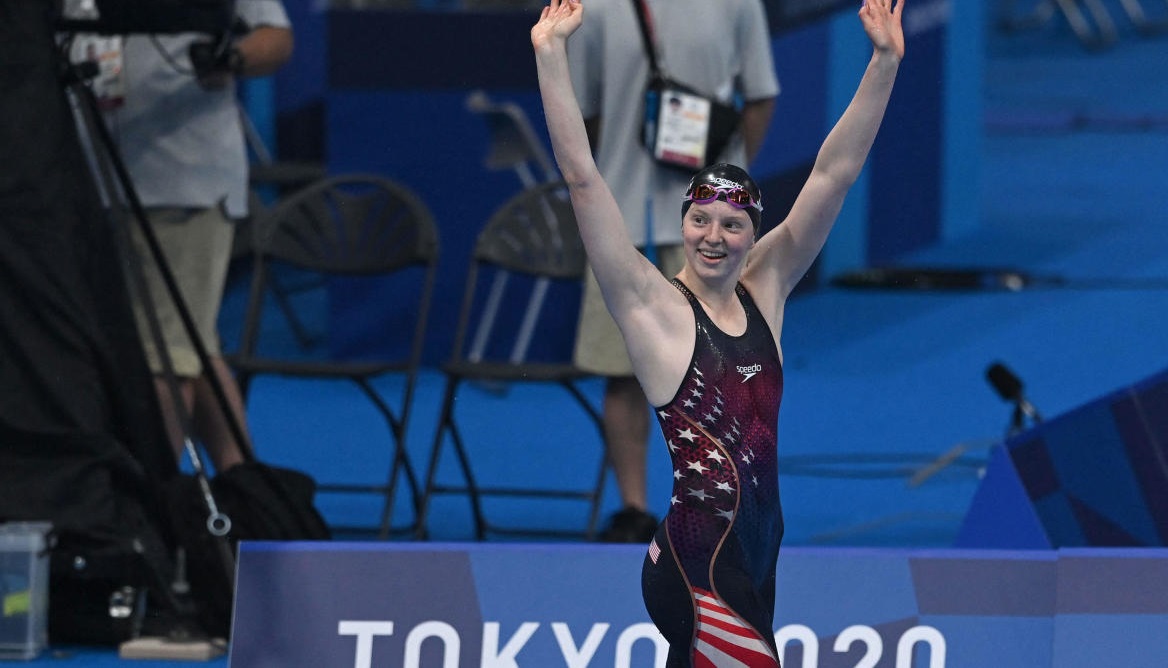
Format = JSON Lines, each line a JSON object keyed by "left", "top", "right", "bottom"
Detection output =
{"left": 130, "top": 206, "right": 235, "bottom": 377}
{"left": 573, "top": 244, "right": 686, "bottom": 376}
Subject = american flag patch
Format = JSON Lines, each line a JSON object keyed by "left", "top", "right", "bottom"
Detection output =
{"left": 648, "top": 539, "right": 661, "bottom": 564}
{"left": 692, "top": 588, "right": 778, "bottom": 667}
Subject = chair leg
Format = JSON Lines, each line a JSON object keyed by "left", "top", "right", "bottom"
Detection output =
{"left": 416, "top": 377, "right": 491, "bottom": 541}
{"left": 445, "top": 420, "right": 489, "bottom": 540}
{"left": 354, "top": 378, "right": 423, "bottom": 538}
{"left": 563, "top": 380, "right": 610, "bottom": 540}
{"left": 416, "top": 377, "right": 459, "bottom": 540}
{"left": 377, "top": 442, "right": 414, "bottom": 540}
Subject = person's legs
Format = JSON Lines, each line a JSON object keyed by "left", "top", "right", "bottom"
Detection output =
{"left": 604, "top": 375, "right": 650, "bottom": 511}
{"left": 191, "top": 356, "right": 249, "bottom": 472}
{"left": 575, "top": 264, "right": 659, "bottom": 541}
{"left": 153, "top": 375, "right": 196, "bottom": 460}
{"left": 153, "top": 360, "right": 249, "bottom": 473}
{"left": 132, "top": 206, "right": 246, "bottom": 471}
{"left": 598, "top": 375, "right": 659, "bottom": 542}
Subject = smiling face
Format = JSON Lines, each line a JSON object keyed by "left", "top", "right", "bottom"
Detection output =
{"left": 681, "top": 198, "right": 756, "bottom": 286}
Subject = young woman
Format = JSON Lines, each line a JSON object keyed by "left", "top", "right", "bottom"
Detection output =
{"left": 532, "top": 0, "right": 905, "bottom": 664}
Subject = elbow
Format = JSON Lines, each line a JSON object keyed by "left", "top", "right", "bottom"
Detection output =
{"left": 812, "top": 160, "right": 863, "bottom": 193}
{"left": 559, "top": 163, "right": 602, "bottom": 191}
{"left": 241, "top": 27, "right": 294, "bottom": 77}
{"left": 268, "top": 30, "right": 295, "bottom": 70}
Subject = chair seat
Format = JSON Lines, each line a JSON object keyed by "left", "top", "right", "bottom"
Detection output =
{"left": 441, "top": 359, "right": 592, "bottom": 384}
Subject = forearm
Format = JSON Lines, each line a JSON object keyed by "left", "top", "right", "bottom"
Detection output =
{"left": 235, "top": 26, "right": 293, "bottom": 78}
{"left": 534, "top": 42, "right": 599, "bottom": 187}
{"left": 532, "top": 15, "right": 653, "bottom": 312}
{"left": 740, "top": 97, "right": 775, "bottom": 165}
{"left": 813, "top": 50, "right": 899, "bottom": 185}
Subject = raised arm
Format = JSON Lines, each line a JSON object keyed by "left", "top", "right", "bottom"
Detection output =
{"left": 745, "top": 0, "right": 905, "bottom": 303}
{"left": 531, "top": 0, "right": 663, "bottom": 316}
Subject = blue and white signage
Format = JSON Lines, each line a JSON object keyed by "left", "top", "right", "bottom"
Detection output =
{"left": 230, "top": 543, "right": 1168, "bottom": 667}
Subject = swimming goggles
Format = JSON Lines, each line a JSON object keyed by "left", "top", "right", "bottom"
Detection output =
{"left": 684, "top": 182, "right": 764, "bottom": 213}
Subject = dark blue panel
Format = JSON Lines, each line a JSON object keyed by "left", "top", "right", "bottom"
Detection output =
{"left": 867, "top": 24, "right": 944, "bottom": 263}
{"left": 275, "top": 0, "right": 329, "bottom": 110}
{"left": 756, "top": 21, "right": 831, "bottom": 176}
{"left": 1066, "top": 493, "right": 1145, "bottom": 547}
{"left": 328, "top": 9, "right": 539, "bottom": 90}
{"left": 1033, "top": 493, "right": 1088, "bottom": 547}
{"left": 1121, "top": 371, "right": 1168, "bottom": 543}
{"left": 1010, "top": 435, "right": 1060, "bottom": 500}
{"left": 1042, "top": 399, "right": 1159, "bottom": 545}
{"left": 954, "top": 443, "right": 1051, "bottom": 549}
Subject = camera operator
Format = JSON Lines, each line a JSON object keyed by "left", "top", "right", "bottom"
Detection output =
{"left": 1, "top": 1, "right": 179, "bottom": 477}
{"left": 101, "top": 0, "right": 293, "bottom": 472}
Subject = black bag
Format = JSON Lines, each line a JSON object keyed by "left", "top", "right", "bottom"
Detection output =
{"left": 47, "top": 524, "right": 198, "bottom": 646}
{"left": 167, "top": 461, "right": 331, "bottom": 639}
{"left": 642, "top": 74, "right": 742, "bottom": 171}
{"left": 632, "top": 0, "right": 741, "bottom": 171}
{"left": 0, "top": 425, "right": 202, "bottom": 645}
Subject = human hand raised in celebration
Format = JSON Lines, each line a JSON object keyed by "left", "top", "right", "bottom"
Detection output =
{"left": 859, "top": 0, "right": 906, "bottom": 60}
{"left": 531, "top": 0, "right": 583, "bottom": 53}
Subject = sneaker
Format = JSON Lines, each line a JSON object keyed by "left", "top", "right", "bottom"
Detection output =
{"left": 598, "top": 507, "right": 659, "bottom": 543}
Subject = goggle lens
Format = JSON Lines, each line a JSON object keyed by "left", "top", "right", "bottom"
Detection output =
{"left": 686, "top": 183, "right": 762, "bottom": 212}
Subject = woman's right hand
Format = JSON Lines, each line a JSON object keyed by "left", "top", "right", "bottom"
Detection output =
{"left": 531, "top": 0, "right": 583, "bottom": 53}
{"left": 859, "top": 0, "right": 905, "bottom": 60}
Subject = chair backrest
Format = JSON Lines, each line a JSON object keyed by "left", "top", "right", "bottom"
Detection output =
{"left": 250, "top": 174, "right": 439, "bottom": 275}
{"left": 452, "top": 181, "right": 586, "bottom": 364}
{"left": 473, "top": 181, "right": 584, "bottom": 277}
{"left": 238, "top": 174, "right": 440, "bottom": 361}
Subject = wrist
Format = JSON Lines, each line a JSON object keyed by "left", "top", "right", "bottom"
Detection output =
{"left": 871, "top": 49, "right": 902, "bottom": 70}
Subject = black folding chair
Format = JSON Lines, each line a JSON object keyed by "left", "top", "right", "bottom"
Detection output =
{"left": 415, "top": 181, "right": 609, "bottom": 540}
{"left": 229, "top": 174, "right": 439, "bottom": 538}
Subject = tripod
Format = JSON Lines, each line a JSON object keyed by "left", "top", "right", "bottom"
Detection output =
{"left": 60, "top": 43, "right": 241, "bottom": 649}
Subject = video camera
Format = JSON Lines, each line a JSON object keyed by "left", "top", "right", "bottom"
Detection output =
{"left": 56, "top": 0, "right": 250, "bottom": 83}
{"left": 55, "top": 0, "right": 236, "bottom": 36}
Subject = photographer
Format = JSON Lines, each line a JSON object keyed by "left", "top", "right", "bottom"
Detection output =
{"left": 2, "top": 1, "right": 182, "bottom": 488}
{"left": 1, "top": 0, "right": 298, "bottom": 645}
{"left": 103, "top": 1, "right": 293, "bottom": 471}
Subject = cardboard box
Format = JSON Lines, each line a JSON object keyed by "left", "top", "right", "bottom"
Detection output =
{"left": 0, "top": 522, "right": 51, "bottom": 660}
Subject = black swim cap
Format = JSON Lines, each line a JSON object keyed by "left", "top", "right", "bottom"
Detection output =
{"left": 680, "top": 163, "right": 763, "bottom": 231}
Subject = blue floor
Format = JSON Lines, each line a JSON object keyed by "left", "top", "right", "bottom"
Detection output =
{"left": 24, "top": 9, "right": 1168, "bottom": 665}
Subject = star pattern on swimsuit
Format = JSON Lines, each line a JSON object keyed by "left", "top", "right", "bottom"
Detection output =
{"left": 659, "top": 361, "right": 743, "bottom": 526}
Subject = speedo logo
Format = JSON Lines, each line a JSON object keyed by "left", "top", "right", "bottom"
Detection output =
{"left": 737, "top": 363, "right": 762, "bottom": 382}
